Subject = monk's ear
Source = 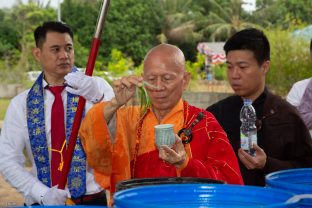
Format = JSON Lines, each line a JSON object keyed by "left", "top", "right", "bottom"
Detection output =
{"left": 32, "top": 47, "right": 41, "bottom": 62}
{"left": 183, "top": 71, "right": 191, "bottom": 91}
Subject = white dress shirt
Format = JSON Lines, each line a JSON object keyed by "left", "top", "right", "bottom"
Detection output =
{"left": 287, "top": 77, "right": 312, "bottom": 137}
{"left": 0, "top": 77, "right": 114, "bottom": 205}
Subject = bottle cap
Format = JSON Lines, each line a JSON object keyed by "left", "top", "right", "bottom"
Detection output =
{"left": 243, "top": 99, "right": 252, "bottom": 105}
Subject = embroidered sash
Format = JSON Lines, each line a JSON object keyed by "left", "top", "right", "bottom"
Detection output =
{"left": 26, "top": 70, "right": 86, "bottom": 198}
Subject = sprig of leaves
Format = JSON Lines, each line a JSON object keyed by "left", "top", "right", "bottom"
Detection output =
{"left": 136, "top": 85, "right": 151, "bottom": 117}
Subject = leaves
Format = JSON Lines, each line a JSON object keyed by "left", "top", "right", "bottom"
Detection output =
{"left": 136, "top": 85, "right": 151, "bottom": 117}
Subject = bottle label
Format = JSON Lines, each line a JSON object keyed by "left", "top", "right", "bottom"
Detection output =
{"left": 240, "top": 132, "right": 250, "bottom": 151}
{"left": 240, "top": 132, "right": 257, "bottom": 152}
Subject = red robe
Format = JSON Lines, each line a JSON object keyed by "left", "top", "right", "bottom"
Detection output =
{"left": 79, "top": 99, "right": 243, "bottom": 202}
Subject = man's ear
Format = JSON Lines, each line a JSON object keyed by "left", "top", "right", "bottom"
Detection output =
{"left": 262, "top": 60, "right": 270, "bottom": 75}
{"left": 32, "top": 47, "right": 41, "bottom": 62}
{"left": 183, "top": 71, "right": 191, "bottom": 91}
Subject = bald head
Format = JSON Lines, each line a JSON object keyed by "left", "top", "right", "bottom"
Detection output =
{"left": 144, "top": 44, "right": 185, "bottom": 73}
{"left": 142, "top": 44, "right": 190, "bottom": 118}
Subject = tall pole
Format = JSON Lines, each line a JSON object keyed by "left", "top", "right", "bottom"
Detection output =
{"left": 57, "top": 0, "right": 61, "bottom": 21}
{"left": 58, "top": 0, "right": 110, "bottom": 190}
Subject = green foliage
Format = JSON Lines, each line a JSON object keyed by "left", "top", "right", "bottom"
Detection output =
{"left": 253, "top": 0, "right": 312, "bottom": 28}
{"left": 73, "top": 37, "right": 90, "bottom": 68}
{"left": 107, "top": 49, "right": 134, "bottom": 76}
{"left": 157, "top": 0, "right": 204, "bottom": 61}
{"left": 1, "top": 0, "right": 312, "bottom": 97}
{"left": 136, "top": 85, "right": 151, "bottom": 117}
{"left": 93, "top": 49, "right": 134, "bottom": 83}
{"left": 212, "top": 63, "right": 227, "bottom": 81}
{"left": 61, "top": 0, "right": 99, "bottom": 47}
{"left": 185, "top": 52, "right": 205, "bottom": 80}
{"left": 265, "top": 28, "right": 311, "bottom": 95}
{"left": 0, "top": 2, "right": 57, "bottom": 83}
{"left": 0, "top": 98, "right": 11, "bottom": 120}
{"left": 102, "top": 0, "right": 161, "bottom": 65}
{"left": 0, "top": 10, "right": 21, "bottom": 57}
{"left": 62, "top": 0, "right": 161, "bottom": 65}
{"left": 132, "top": 63, "right": 144, "bottom": 76}
{"left": 199, "top": 0, "right": 261, "bottom": 42}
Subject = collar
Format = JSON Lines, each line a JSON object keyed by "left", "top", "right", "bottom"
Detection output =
{"left": 253, "top": 88, "right": 268, "bottom": 106}
{"left": 151, "top": 99, "right": 184, "bottom": 122}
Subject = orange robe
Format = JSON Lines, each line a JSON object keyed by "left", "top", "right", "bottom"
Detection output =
{"left": 80, "top": 99, "right": 243, "bottom": 196}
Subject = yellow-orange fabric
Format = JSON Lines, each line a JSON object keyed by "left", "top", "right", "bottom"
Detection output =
{"left": 80, "top": 99, "right": 243, "bottom": 203}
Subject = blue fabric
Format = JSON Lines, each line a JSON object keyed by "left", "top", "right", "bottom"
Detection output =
{"left": 26, "top": 69, "right": 86, "bottom": 198}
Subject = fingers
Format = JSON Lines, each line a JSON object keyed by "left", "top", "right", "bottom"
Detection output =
{"left": 65, "top": 86, "right": 79, "bottom": 95}
{"left": 159, "top": 145, "right": 175, "bottom": 157}
{"left": 238, "top": 148, "right": 255, "bottom": 169}
{"left": 173, "top": 134, "right": 184, "bottom": 152}
{"left": 253, "top": 143, "right": 264, "bottom": 154}
{"left": 159, "top": 145, "right": 176, "bottom": 162}
{"left": 159, "top": 137, "right": 187, "bottom": 168}
{"left": 175, "top": 134, "right": 181, "bottom": 142}
{"left": 65, "top": 72, "right": 88, "bottom": 88}
{"left": 238, "top": 147, "right": 267, "bottom": 170}
{"left": 113, "top": 76, "right": 143, "bottom": 89}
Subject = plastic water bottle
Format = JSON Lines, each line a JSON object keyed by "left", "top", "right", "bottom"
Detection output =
{"left": 240, "top": 99, "right": 257, "bottom": 156}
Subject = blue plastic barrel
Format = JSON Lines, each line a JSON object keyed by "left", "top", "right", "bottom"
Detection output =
{"left": 114, "top": 184, "right": 298, "bottom": 208}
{"left": 14, "top": 206, "right": 109, "bottom": 208}
{"left": 266, "top": 168, "right": 312, "bottom": 207}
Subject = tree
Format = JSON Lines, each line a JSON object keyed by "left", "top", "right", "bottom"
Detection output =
{"left": 266, "top": 28, "right": 311, "bottom": 95}
{"left": 199, "top": 0, "right": 260, "bottom": 41}
{"left": 0, "top": 1, "right": 56, "bottom": 83}
{"left": 157, "top": 0, "right": 202, "bottom": 44}
{"left": 61, "top": 0, "right": 99, "bottom": 67}
{"left": 252, "top": 0, "right": 312, "bottom": 29}
{"left": 61, "top": 0, "right": 99, "bottom": 48}
{"left": 10, "top": 1, "right": 56, "bottom": 71}
{"left": 155, "top": 0, "right": 205, "bottom": 61}
{"left": 0, "top": 9, "right": 21, "bottom": 69}
{"left": 62, "top": 0, "right": 161, "bottom": 66}
{"left": 103, "top": 0, "right": 162, "bottom": 65}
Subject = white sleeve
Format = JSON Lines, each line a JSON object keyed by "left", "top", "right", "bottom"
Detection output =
{"left": 286, "top": 82, "right": 303, "bottom": 106}
{"left": 0, "top": 94, "right": 49, "bottom": 205}
{"left": 94, "top": 76, "right": 115, "bottom": 101}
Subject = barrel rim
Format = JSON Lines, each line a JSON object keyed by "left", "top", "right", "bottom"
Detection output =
{"left": 265, "top": 168, "right": 312, "bottom": 193}
{"left": 114, "top": 184, "right": 297, "bottom": 207}
{"left": 115, "top": 177, "right": 224, "bottom": 192}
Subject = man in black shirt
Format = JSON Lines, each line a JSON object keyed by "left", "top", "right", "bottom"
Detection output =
{"left": 207, "top": 28, "right": 312, "bottom": 186}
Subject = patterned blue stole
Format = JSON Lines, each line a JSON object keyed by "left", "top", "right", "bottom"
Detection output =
{"left": 26, "top": 72, "right": 86, "bottom": 198}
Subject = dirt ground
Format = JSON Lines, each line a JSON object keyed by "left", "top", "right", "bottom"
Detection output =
{"left": 0, "top": 174, "right": 24, "bottom": 207}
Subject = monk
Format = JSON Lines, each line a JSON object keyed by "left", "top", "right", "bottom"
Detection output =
{"left": 79, "top": 44, "right": 243, "bottom": 203}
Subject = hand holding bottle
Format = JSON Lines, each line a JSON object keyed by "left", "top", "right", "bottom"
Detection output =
{"left": 238, "top": 144, "right": 267, "bottom": 170}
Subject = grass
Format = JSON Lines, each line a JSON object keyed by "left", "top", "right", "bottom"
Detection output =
{"left": 0, "top": 98, "right": 11, "bottom": 120}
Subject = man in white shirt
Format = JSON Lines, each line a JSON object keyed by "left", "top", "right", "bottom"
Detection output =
{"left": 0, "top": 21, "right": 114, "bottom": 205}
{"left": 287, "top": 39, "right": 312, "bottom": 137}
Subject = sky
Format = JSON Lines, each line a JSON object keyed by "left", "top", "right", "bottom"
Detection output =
{"left": 0, "top": 0, "right": 63, "bottom": 8}
{"left": 242, "top": 0, "right": 256, "bottom": 13}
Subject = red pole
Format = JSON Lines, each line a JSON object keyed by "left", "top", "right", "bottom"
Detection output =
{"left": 58, "top": 0, "right": 110, "bottom": 190}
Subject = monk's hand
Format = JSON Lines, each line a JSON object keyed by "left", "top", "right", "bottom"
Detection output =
{"left": 112, "top": 76, "right": 143, "bottom": 107}
{"left": 238, "top": 144, "right": 267, "bottom": 170}
{"left": 159, "top": 135, "right": 187, "bottom": 169}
